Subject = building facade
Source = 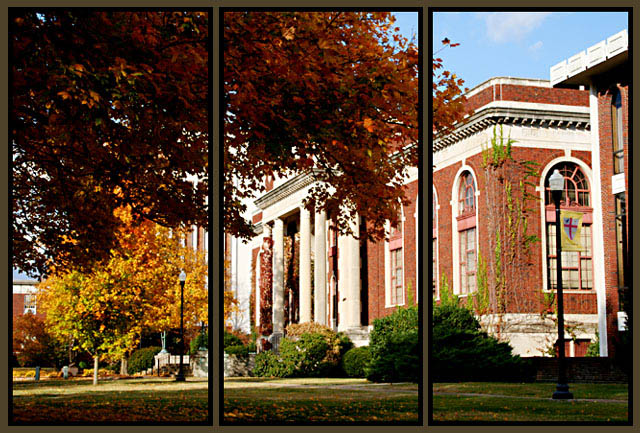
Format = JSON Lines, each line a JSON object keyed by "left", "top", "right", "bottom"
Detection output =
{"left": 227, "top": 164, "right": 419, "bottom": 346}
{"left": 433, "top": 30, "right": 629, "bottom": 358}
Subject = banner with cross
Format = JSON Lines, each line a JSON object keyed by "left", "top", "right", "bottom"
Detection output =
{"left": 560, "top": 210, "right": 583, "bottom": 252}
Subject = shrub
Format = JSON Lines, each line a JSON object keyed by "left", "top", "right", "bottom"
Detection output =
{"left": 279, "top": 333, "right": 335, "bottom": 377}
{"left": 190, "top": 332, "right": 208, "bottom": 354}
{"left": 225, "top": 344, "right": 249, "bottom": 357}
{"left": 78, "top": 361, "right": 89, "bottom": 370}
{"left": 286, "top": 323, "right": 352, "bottom": 368}
{"left": 127, "top": 346, "right": 161, "bottom": 375}
{"left": 224, "top": 330, "right": 245, "bottom": 349}
{"left": 432, "top": 304, "right": 534, "bottom": 382}
{"left": 341, "top": 346, "right": 370, "bottom": 378}
{"left": 253, "top": 351, "right": 290, "bottom": 377}
{"left": 366, "top": 305, "right": 419, "bottom": 383}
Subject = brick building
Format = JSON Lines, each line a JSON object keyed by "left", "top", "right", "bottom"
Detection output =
{"left": 227, "top": 162, "right": 418, "bottom": 346}
{"left": 433, "top": 30, "right": 629, "bottom": 357}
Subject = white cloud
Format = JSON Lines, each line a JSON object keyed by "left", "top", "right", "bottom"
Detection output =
{"left": 483, "top": 12, "right": 551, "bottom": 43}
{"left": 529, "top": 40, "right": 543, "bottom": 52}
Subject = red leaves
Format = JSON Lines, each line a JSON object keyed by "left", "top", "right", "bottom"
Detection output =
{"left": 224, "top": 12, "right": 418, "bottom": 241}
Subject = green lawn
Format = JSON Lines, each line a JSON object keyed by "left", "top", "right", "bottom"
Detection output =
{"left": 224, "top": 377, "right": 419, "bottom": 424}
{"left": 433, "top": 382, "right": 629, "bottom": 422}
{"left": 12, "top": 377, "right": 209, "bottom": 423}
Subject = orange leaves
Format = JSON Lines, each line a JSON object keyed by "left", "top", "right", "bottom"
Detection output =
{"left": 282, "top": 26, "right": 295, "bottom": 40}
{"left": 362, "top": 117, "right": 375, "bottom": 133}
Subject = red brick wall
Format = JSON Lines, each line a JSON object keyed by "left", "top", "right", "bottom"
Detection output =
{"left": 365, "top": 180, "right": 419, "bottom": 322}
{"left": 464, "top": 84, "right": 589, "bottom": 114}
{"left": 596, "top": 83, "right": 629, "bottom": 356}
{"left": 433, "top": 146, "right": 597, "bottom": 315}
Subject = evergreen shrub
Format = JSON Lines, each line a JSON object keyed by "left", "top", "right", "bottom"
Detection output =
{"left": 127, "top": 346, "right": 161, "bottom": 375}
{"left": 190, "top": 332, "right": 208, "bottom": 354}
{"left": 225, "top": 344, "right": 249, "bottom": 357}
{"left": 223, "top": 330, "right": 244, "bottom": 349}
{"left": 432, "top": 304, "right": 534, "bottom": 382}
{"left": 341, "top": 346, "right": 370, "bottom": 378}
{"left": 365, "top": 305, "right": 419, "bottom": 383}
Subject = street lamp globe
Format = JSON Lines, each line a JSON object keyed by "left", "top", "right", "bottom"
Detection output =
{"left": 549, "top": 169, "right": 564, "bottom": 191}
{"left": 179, "top": 270, "right": 187, "bottom": 283}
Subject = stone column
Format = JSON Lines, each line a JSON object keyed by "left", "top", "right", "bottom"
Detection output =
{"left": 272, "top": 218, "right": 285, "bottom": 334}
{"left": 345, "top": 214, "right": 361, "bottom": 329}
{"left": 314, "top": 210, "right": 327, "bottom": 325}
{"left": 337, "top": 214, "right": 361, "bottom": 330}
{"left": 299, "top": 207, "right": 312, "bottom": 323}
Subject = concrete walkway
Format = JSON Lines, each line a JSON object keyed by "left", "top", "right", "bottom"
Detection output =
{"left": 433, "top": 391, "right": 627, "bottom": 404}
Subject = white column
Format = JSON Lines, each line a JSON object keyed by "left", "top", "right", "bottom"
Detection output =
{"left": 589, "top": 84, "right": 608, "bottom": 356}
{"left": 299, "top": 207, "right": 312, "bottom": 323}
{"left": 341, "top": 214, "right": 361, "bottom": 330}
{"left": 272, "top": 218, "right": 285, "bottom": 334}
{"left": 314, "top": 210, "right": 327, "bottom": 325}
{"left": 337, "top": 231, "right": 348, "bottom": 331}
{"left": 346, "top": 215, "right": 360, "bottom": 328}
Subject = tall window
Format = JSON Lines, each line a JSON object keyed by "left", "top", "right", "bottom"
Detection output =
{"left": 615, "top": 193, "right": 628, "bottom": 295}
{"left": 388, "top": 206, "right": 403, "bottom": 305}
{"left": 544, "top": 162, "right": 593, "bottom": 290}
{"left": 611, "top": 89, "right": 624, "bottom": 174}
{"left": 457, "top": 171, "right": 477, "bottom": 294}
{"left": 433, "top": 193, "right": 438, "bottom": 299}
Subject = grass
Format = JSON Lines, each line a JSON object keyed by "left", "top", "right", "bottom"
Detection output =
{"left": 12, "top": 377, "right": 209, "bottom": 423}
{"left": 224, "top": 377, "right": 419, "bottom": 424}
{"left": 432, "top": 382, "right": 629, "bottom": 422}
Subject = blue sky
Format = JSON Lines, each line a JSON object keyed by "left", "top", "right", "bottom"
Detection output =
{"left": 433, "top": 11, "right": 629, "bottom": 90}
{"left": 393, "top": 11, "right": 419, "bottom": 46}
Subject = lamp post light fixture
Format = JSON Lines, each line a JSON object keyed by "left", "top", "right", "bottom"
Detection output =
{"left": 175, "top": 270, "right": 187, "bottom": 382}
{"left": 549, "top": 169, "right": 573, "bottom": 400}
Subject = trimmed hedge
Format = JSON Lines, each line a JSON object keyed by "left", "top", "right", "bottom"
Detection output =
{"left": 225, "top": 344, "right": 249, "bottom": 357}
{"left": 341, "top": 346, "right": 370, "bottom": 378}
{"left": 365, "top": 305, "right": 419, "bottom": 383}
{"left": 432, "top": 304, "right": 534, "bottom": 382}
{"left": 128, "top": 346, "right": 161, "bottom": 375}
{"left": 190, "top": 332, "right": 208, "bottom": 354}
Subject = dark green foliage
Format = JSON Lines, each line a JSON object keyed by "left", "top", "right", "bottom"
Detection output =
{"left": 365, "top": 305, "right": 419, "bottom": 383}
{"left": 225, "top": 344, "right": 249, "bottom": 357}
{"left": 224, "top": 330, "right": 244, "bottom": 349}
{"left": 78, "top": 361, "right": 89, "bottom": 370}
{"left": 190, "top": 332, "right": 208, "bottom": 355}
{"left": 432, "top": 304, "right": 534, "bottom": 382}
{"left": 252, "top": 329, "right": 351, "bottom": 378}
{"left": 127, "top": 346, "right": 161, "bottom": 375}
{"left": 252, "top": 351, "right": 290, "bottom": 377}
{"left": 341, "top": 346, "right": 370, "bottom": 378}
{"left": 278, "top": 333, "right": 335, "bottom": 377}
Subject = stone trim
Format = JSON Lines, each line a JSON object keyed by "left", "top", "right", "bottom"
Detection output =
{"left": 434, "top": 104, "right": 590, "bottom": 151}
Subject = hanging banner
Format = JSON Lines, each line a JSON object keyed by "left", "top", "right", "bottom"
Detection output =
{"left": 560, "top": 210, "right": 583, "bottom": 252}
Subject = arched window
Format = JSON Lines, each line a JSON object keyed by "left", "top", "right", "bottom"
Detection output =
{"left": 457, "top": 171, "right": 477, "bottom": 294}
{"left": 611, "top": 89, "right": 624, "bottom": 175}
{"left": 544, "top": 162, "right": 593, "bottom": 290}
{"left": 459, "top": 172, "right": 476, "bottom": 216}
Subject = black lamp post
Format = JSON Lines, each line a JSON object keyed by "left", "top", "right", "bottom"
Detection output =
{"left": 175, "top": 270, "right": 187, "bottom": 382}
{"left": 549, "top": 169, "right": 573, "bottom": 400}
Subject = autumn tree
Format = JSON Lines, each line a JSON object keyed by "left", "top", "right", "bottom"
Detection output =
{"left": 432, "top": 38, "right": 467, "bottom": 134}
{"left": 11, "top": 10, "right": 208, "bottom": 277}
{"left": 39, "top": 206, "right": 207, "bottom": 383}
{"left": 13, "top": 312, "right": 67, "bottom": 368}
{"left": 224, "top": 12, "right": 418, "bottom": 241}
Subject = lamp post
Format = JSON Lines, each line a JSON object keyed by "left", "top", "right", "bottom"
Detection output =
{"left": 549, "top": 169, "right": 573, "bottom": 400}
{"left": 175, "top": 270, "right": 187, "bottom": 382}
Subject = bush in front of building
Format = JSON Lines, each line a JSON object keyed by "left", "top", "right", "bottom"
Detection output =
{"left": 127, "top": 346, "right": 162, "bottom": 375}
{"left": 224, "top": 330, "right": 246, "bottom": 349}
{"left": 432, "top": 304, "right": 534, "bottom": 382}
{"left": 225, "top": 344, "right": 250, "bottom": 357}
{"left": 253, "top": 350, "right": 289, "bottom": 377}
{"left": 190, "top": 332, "right": 208, "bottom": 355}
{"left": 341, "top": 346, "right": 371, "bottom": 378}
{"left": 252, "top": 327, "right": 354, "bottom": 378}
{"left": 13, "top": 313, "right": 68, "bottom": 368}
{"left": 365, "top": 305, "right": 419, "bottom": 383}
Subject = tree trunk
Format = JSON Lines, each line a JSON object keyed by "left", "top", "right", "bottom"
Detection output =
{"left": 93, "top": 356, "right": 99, "bottom": 385}
{"left": 120, "top": 357, "right": 128, "bottom": 376}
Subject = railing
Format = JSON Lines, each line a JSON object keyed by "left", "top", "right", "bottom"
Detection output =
{"left": 154, "top": 353, "right": 190, "bottom": 375}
